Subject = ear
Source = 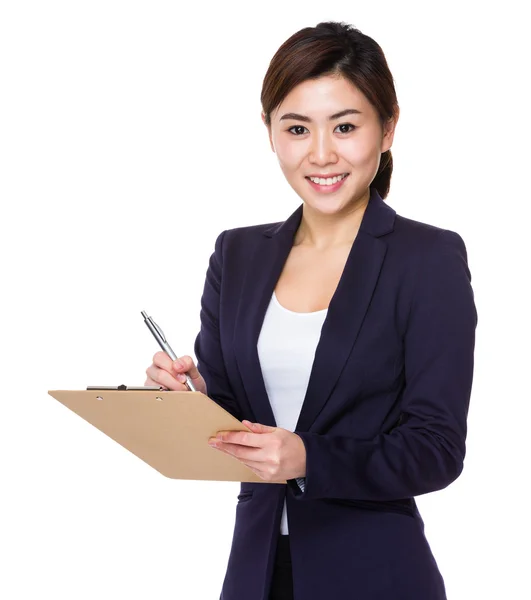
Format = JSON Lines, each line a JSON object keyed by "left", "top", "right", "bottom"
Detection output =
{"left": 262, "top": 111, "right": 275, "bottom": 153}
{"left": 381, "top": 108, "right": 399, "bottom": 153}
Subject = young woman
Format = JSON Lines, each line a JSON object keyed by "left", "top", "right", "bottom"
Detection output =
{"left": 145, "top": 21, "right": 477, "bottom": 600}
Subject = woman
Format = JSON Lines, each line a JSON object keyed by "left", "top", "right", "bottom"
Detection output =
{"left": 145, "top": 21, "right": 477, "bottom": 600}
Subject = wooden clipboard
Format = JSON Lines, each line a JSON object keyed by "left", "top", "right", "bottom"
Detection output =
{"left": 48, "top": 387, "right": 283, "bottom": 483}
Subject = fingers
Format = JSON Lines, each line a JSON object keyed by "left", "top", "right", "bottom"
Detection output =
{"left": 153, "top": 351, "right": 174, "bottom": 373}
{"left": 147, "top": 352, "right": 206, "bottom": 393}
{"left": 216, "top": 430, "right": 264, "bottom": 447}
{"left": 144, "top": 366, "right": 186, "bottom": 390}
{"left": 145, "top": 352, "right": 189, "bottom": 391}
{"left": 171, "top": 354, "right": 200, "bottom": 379}
{"left": 170, "top": 355, "right": 207, "bottom": 393}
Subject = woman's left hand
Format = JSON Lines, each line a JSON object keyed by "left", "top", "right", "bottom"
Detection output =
{"left": 208, "top": 420, "right": 307, "bottom": 482}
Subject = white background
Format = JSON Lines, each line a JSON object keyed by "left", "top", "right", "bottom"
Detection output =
{"left": 1, "top": 1, "right": 529, "bottom": 598}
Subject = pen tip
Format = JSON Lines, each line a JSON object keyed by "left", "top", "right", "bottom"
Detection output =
{"left": 141, "top": 310, "right": 148, "bottom": 319}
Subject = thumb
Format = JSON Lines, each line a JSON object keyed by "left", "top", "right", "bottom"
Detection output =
{"left": 173, "top": 355, "right": 200, "bottom": 378}
{"left": 243, "top": 420, "right": 276, "bottom": 433}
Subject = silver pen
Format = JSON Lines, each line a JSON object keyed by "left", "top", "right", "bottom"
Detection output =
{"left": 141, "top": 310, "right": 197, "bottom": 392}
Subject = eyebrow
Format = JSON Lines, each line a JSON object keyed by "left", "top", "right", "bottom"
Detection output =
{"left": 279, "top": 108, "right": 362, "bottom": 122}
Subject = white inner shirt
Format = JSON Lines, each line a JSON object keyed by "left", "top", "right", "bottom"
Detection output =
{"left": 257, "top": 290, "right": 328, "bottom": 535}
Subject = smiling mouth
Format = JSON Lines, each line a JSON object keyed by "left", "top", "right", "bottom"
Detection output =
{"left": 305, "top": 173, "right": 349, "bottom": 184}
{"left": 304, "top": 173, "right": 350, "bottom": 191}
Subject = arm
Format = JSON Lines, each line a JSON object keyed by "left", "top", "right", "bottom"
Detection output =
{"left": 287, "top": 230, "right": 477, "bottom": 501}
{"left": 193, "top": 230, "right": 243, "bottom": 421}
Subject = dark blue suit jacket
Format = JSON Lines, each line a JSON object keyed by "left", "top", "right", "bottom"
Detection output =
{"left": 194, "top": 187, "right": 477, "bottom": 600}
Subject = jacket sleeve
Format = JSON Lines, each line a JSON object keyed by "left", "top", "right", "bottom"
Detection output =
{"left": 193, "top": 230, "right": 243, "bottom": 421}
{"left": 287, "top": 229, "right": 477, "bottom": 501}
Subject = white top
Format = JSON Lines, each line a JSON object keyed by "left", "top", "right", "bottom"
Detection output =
{"left": 257, "top": 291, "right": 328, "bottom": 534}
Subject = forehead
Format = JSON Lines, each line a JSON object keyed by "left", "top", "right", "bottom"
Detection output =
{"left": 271, "top": 75, "right": 374, "bottom": 121}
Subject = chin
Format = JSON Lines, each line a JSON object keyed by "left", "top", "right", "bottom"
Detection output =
{"left": 303, "top": 198, "right": 348, "bottom": 213}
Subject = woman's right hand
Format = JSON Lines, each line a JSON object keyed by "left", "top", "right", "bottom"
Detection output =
{"left": 145, "top": 352, "right": 207, "bottom": 394}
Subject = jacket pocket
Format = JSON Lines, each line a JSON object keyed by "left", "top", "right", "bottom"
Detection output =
{"left": 325, "top": 497, "right": 417, "bottom": 518}
{"left": 237, "top": 490, "right": 254, "bottom": 503}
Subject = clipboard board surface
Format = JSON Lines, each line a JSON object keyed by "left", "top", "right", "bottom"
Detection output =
{"left": 48, "top": 389, "right": 282, "bottom": 483}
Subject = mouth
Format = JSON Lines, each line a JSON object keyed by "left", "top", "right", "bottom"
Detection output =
{"left": 305, "top": 173, "right": 350, "bottom": 193}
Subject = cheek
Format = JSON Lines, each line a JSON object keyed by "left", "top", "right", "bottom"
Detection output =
{"left": 343, "top": 139, "right": 380, "bottom": 167}
{"left": 276, "top": 142, "right": 305, "bottom": 170}
{"left": 273, "top": 131, "right": 308, "bottom": 168}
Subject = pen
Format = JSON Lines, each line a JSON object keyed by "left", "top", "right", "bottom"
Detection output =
{"left": 141, "top": 310, "right": 197, "bottom": 392}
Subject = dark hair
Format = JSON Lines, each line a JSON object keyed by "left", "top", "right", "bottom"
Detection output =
{"left": 260, "top": 21, "right": 399, "bottom": 199}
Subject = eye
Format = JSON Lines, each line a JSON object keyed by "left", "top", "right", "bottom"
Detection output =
{"left": 287, "top": 123, "right": 356, "bottom": 135}
{"left": 287, "top": 125, "right": 308, "bottom": 136}
{"left": 337, "top": 123, "right": 356, "bottom": 134}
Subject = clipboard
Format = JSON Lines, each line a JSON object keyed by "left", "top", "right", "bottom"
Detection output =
{"left": 48, "top": 387, "right": 284, "bottom": 484}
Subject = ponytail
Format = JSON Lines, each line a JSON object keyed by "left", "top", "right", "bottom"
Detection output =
{"left": 371, "top": 150, "right": 393, "bottom": 200}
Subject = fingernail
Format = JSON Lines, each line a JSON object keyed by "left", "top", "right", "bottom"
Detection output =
{"left": 177, "top": 374, "right": 186, "bottom": 383}
{"left": 174, "top": 359, "right": 184, "bottom": 369}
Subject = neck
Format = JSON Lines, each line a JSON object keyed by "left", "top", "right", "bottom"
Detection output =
{"left": 294, "top": 188, "right": 370, "bottom": 250}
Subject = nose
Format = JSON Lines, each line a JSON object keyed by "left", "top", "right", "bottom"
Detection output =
{"left": 309, "top": 130, "right": 338, "bottom": 165}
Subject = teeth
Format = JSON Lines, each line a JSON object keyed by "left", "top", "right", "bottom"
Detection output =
{"left": 308, "top": 173, "right": 348, "bottom": 185}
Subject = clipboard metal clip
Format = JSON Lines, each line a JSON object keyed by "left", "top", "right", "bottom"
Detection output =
{"left": 86, "top": 385, "right": 164, "bottom": 391}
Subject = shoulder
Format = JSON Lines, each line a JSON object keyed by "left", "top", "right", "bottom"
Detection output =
{"left": 390, "top": 215, "right": 476, "bottom": 327}
{"left": 382, "top": 214, "right": 472, "bottom": 303}
{"left": 224, "top": 220, "right": 281, "bottom": 238}
{"left": 392, "top": 214, "right": 469, "bottom": 261}
{"left": 394, "top": 213, "right": 466, "bottom": 246}
{"left": 209, "top": 219, "right": 283, "bottom": 256}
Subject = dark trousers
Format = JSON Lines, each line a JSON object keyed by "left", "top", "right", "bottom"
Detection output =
{"left": 269, "top": 535, "right": 294, "bottom": 600}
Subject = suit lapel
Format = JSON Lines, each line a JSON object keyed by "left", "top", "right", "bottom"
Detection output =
{"left": 295, "top": 231, "right": 387, "bottom": 431}
{"left": 233, "top": 187, "right": 396, "bottom": 432}
{"left": 232, "top": 209, "right": 301, "bottom": 428}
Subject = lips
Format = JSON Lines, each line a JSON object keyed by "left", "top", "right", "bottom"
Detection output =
{"left": 305, "top": 172, "right": 349, "bottom": 179}
{"left": 305, "top": 173, "right": 350, "bottom": 193}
